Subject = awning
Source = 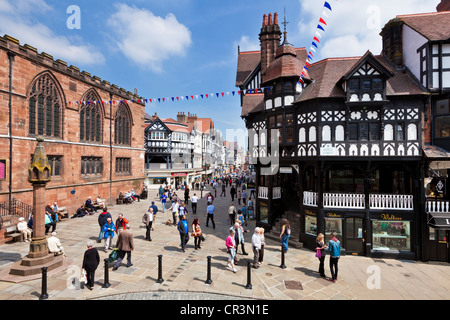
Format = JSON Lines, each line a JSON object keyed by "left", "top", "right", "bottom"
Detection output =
{"left": 428, "top": 212, "right": 450, "bottom": 230}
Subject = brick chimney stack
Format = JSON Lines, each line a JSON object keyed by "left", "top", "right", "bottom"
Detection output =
{"left": 259, "top": 12, "right": 282, "bottom": 80}
{"left": 177, "top": 112, "right": 187, "bottom": 124}
{"left": 437, "top": 0, "right": 450, "bottom": 11}
{"left": 152, "top": 112, "right": 158, "bottom": 121}
{"left": 187, "top": 112, "right": 198, "bottom": 123}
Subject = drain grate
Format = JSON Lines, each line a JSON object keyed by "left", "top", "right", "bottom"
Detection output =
{"left": 284, "top": 280, "right": 303, "bottom": 290}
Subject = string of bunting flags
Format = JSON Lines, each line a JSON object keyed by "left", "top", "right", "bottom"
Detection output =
{"left": 299, "top": 0, "right": 337, "bottom": 84}
{"left": 67, "top": 86, "right": 273, "bottom": 105}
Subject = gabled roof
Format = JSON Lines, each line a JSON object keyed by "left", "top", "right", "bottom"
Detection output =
{"left": 144, "top": 117, "right": 171, "bottom": 132}
{"left": 236, "top": 51, "right": 260, "bottom": 87}
{"left": 341, "top": 50, "right": 394, "bottom": 81}
{"left": 397, "top": 11, "right": 450, "bottom": 41}
{"left": 296, "top": 54, "right": 426, "bottom": 103}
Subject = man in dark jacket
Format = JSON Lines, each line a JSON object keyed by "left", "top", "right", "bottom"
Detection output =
{"left": 177, "top": 215, "right": 189, "bottom": 253}
{"left": 97, "top": 208, "right": 112, "bottom": 243}
{"left": 113, "top": 224, "right": 134, "bottom": 270}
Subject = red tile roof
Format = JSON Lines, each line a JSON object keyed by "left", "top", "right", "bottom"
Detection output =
{"left": 397, "top": 11, "right": 450, "bottom": 41}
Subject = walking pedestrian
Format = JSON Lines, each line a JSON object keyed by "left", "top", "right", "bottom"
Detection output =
{"left": 241, "top": 204, "right": 248, "bottom": 226}
{"left": 258, "top": 227, "right": 265, "bottom": 265}
{"left": 206, "top": 192, "right": 214, "bottom": 205}
{"left": 184, "top": 186, "right": 190, "bottom": 205}
{"left": 235, "top": 220, "right": 249, "bottom": 256}
{"left": 192, "top": 217, "right": 202, "bottom": 250}
{"left": 149, "top": 201, "right": 158, "bottom": 231}
{"left": 177, "top": 214, "right": 189, "bottom": 253}
{"left": 230, "top": 185, "right": 236, "bottom": 201}
{"left": 252, "top": 228, "right": 261, "bottom": 269}
{"left": 82, "top": 240, "right": 100, "bottom": 290}
{"left": 113, "top": 224, "right": 134, "bottom": 270}
{"left": 178, "top": 201, "right": 188, "bottom": 219}
{"left": 228, "top": 202, "right": 236, "bottom": 226}
{"left": 242, "top": 190, "right": 248, "bottom": 205}
{"left": 237, "top": 189, "right": 241, "bottom": 205}
{"left": 328, "top": 232, "right": 341, "bottom": 283}
{"left": 160, "top": 192, "right": 167, "bottom": 213}
{"left": 142, "top": 207, "right": 153, "bottom": 241}
{"left": 220, "top": 183, "right": 226, "bottom": 197}
{"left": 102, "top": 217, "right": 115, "bottom": 252}
{"left": 115, "top": 213, "right": 129, "bottom": 234}
{"left": 315, "top": 233, "right": 327, "bottom": 278}
{"left": 205, "top": 202, "right": 216, "bottom": 229}
{"left": 97, "top": 208, "right": 112, "bottom": 243}
{"left": 170, "top": 200, "right": 180, "bottom": 226}
{"left": 280, "top": 219, "right": 291, "bottom": 253}
{"left": 226, "top": 229, "right": 237, "bottom": 273}
{"left": 191, "top": 193, "right": 198, "bottom": 214}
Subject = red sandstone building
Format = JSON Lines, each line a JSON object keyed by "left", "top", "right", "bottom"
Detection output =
{"left": 0, "top": 35, "right": 146, "bottom": 220}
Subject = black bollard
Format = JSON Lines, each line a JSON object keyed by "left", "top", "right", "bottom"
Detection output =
{"left": 205, "top": 256, "right": 212, "bottom": 284}
{"left": 102, "top": 258, "right": 111, "bottom": 288}
{"left": 245, "top": 260, "right": 252, "bottom": 289}
{"left": 280, "top": 245, "right": 287, "bottom": 269}
{"left": 156, "top": 255, "right": 164, "bottom": 283}
{"left": 39, "top": 267, "right": 49, "bottom": 300}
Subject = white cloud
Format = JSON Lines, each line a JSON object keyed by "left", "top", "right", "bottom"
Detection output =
{"left": 297, "top": 0, "right": 440, "bottom": 59}
{"left": 0, "top": 0, "right": 104, "bottom": 65}
{"left": 107, "top": 3, "right": 192, "bottom": 72}
{"left": 234, "top": 35, "right": 260, "bottom": 52}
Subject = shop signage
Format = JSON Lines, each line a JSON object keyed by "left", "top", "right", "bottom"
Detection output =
{"left": 171, "top": 172, "right": 187, "bottom": 177}
{"left": 0, "top": 159, "right": 5, "bottom": 180}
{"left": 326, "top": 212, "right": 342, "bottom": 218}
{"left": 436, "top": 179, "right": 445, "bottom": 194}
{"left": 380, "top": 214, "right": 402, "bottom": 221}
{"left": 305, "top": 209, "right": 316, "bottom": 216}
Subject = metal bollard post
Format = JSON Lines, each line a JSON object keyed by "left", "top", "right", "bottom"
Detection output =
{"left": 39, "top": 267, "right": 49, "bottom": 300}
{"left": 156, "top": 255, "right": 164, "bottom": 283}
{"left": 205, "top": 256, "right": 212, "bottom": 284}
{"left": 245, "top": 260, "right": 252, "bottom": 289}
{"left": 102, "top": 258, "right": 111, "bottom": 288}
{"left": 280, "top": 245, "right": 287, "bottom": 269}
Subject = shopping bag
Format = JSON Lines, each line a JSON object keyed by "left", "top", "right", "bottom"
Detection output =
{"left": 108, "top": 248, "right": 118, "bottom": 263}
{"left": 80, "top": 269, "right": 87, "bottom": 284}
{"left": 315, "top": 249, "right": 322, "bottom": 259}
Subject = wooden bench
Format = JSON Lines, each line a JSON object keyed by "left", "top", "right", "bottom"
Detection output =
{"left": 6, "top": 226, "right": 23, "bottom": 242}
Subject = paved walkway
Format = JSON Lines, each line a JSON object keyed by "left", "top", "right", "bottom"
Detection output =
{"left": 0, "top": 185, "right": 449, "bottom": 300}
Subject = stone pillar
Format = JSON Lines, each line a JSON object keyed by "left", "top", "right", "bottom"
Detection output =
{"left": 8, "top": 136, "right": 64, "bottom": 278}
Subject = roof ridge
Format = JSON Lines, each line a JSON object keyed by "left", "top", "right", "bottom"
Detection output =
{"left": 397, "top": 11, "right": 450, "bottom": 18}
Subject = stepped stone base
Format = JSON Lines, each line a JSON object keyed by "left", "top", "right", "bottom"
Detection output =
{"left": 8, "top": 254, "right": 64, "bottom": 277}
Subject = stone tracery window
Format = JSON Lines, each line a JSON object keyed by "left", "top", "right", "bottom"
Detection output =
{"left": 80, "top": 89, "right": 103, "bottom": 142}
{"left": 28, "top": 72, "right": 63, "bottom": 137}
{"left": 114, "top": 102, "right": 132, "bottom": 146}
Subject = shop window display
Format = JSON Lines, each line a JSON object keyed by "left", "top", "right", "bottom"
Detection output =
{"left": 372, "top": 220, "right": 411, "bottom": 251}
{"left": 305, "top": 215, "right": 317, "bottom": 236}
{"left": 325, "top": 218, "right": 343, "bottom": 242}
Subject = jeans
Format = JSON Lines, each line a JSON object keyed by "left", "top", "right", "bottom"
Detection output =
{"left": 206, "top": 214, "right": 215, "bottom": 229}
{"left": 330, "top": 257, "right": 339, "bottom": 280}
{"left": 281, "top": 234, "right": 290, "bottom": 252}
{"left": 191, "top": 202, "right": 197, "bottom": 214}
{"left": 179, "top": 233, "right": 186, "bottom": 251}
{"left": 318, "top": 256, "right": 325, "bottom": 276}
{"left": 162, "top": 203, "right": 166, "bottom": 213}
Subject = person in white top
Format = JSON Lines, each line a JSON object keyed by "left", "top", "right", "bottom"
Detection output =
{"left": 191, "top": 193, "right": 198, "bottom": 214}
{"left": 47, "top": 232, "right": 65, "bottom": 256}
{"left": 17, "top": 217, "right": 31, "bottom": 241}
{"left": 251, "top": 228, "right": 262, "bottom": 269}
{"left": 96, "top": 195, "right": 105, "bottom": 209}
{"left": 170, "top": 201, "right": 180, "bottom": 226}
{"left": 142, "top": 207, "right": 154, "bottom": 241}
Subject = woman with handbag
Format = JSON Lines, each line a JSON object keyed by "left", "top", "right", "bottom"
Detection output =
{"left": 315, "top": 233, "right": 328, "bottom": 278}
{"left": 82, "top": 240, "right": 100, "bottom": 290}
{"left": 192, "top": 218, "right": 202, "bottom": 250}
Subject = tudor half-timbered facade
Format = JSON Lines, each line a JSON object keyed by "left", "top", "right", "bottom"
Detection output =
{"left": 237, "top": 11, "right": 434, "bottom": 261}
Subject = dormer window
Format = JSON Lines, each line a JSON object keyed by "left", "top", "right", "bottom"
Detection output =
{"left": 342, "top": 52, "right": 393, "bottom": 103}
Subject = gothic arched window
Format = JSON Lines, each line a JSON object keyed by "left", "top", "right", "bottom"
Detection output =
{"left": 28, "top": 72, "right": 63, "bottom": 138}
{"left": 114, "top": 102, "right": 132, "bottom": 146}
{"left": 80, "top": 89, "right": 103, "bottom": 142}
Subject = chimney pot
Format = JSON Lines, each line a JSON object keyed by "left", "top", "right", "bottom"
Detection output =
{"left": 268, "top": 13, "right": 273, "bottom": 25}
{"left": 274, "top": 12, "right": 278, "bottom": 25}
{"left": 263, "top": 14, "right": 267, "bottom": 26}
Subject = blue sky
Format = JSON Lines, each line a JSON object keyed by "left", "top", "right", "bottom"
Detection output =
{"left": 0, "top": 0, "right": 440, "bottom": 142}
